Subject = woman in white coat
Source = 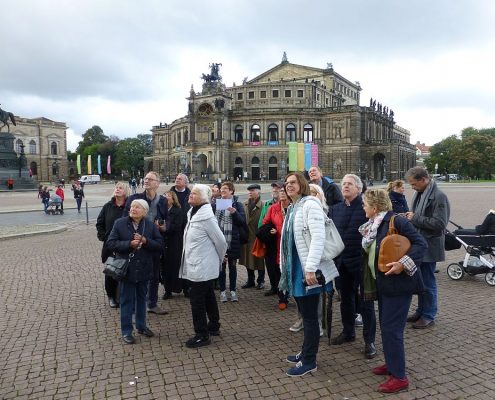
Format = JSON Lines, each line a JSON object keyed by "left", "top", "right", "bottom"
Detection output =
{"left": 280, "top": 172, "right": 339, "bottom": 377}
{"left": 179, "top": 184, "right": 227, "bottom": 348}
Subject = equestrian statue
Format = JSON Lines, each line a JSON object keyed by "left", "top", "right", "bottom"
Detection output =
{"left": 0, "top": 105, "right": 17, "bottom": 132}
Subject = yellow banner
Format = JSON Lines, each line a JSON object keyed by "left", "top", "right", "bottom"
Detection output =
{"left": 297, "top": 143, "right": 305, "bottom": 171}
{"left": 88, "top": 155, "right": 92, "bottom": 174}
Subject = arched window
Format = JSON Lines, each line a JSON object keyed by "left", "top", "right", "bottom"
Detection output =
{"left": 286, "top": 123, "right": 296, "bottom": 142}
{"left": 50, "top": 141, "right": 58, "bottom": 155}
{"left": 250, "top": 124, "right": 261, "bottom": 143}
{"left": 52, "top": 162, "right": 58, "bottom": 176}
{"left": 16, "top": 139, "right": 23, "bottom": 153}
{"left": 235, "top": 157, "right": 243, "bottom": 165}
{"left": 268, "top": 123, "right": 278, "bottom": 142}
{"left": 269, "top": 156, "right": 277, "bottom": 164}
{"left": 303, "top": 123, "right": 313, "bottom": 143}
{"left": 29, "top": 140, "right": 37, "bottom": 154}
{"left": 252, "top": 156, "right": 260, "bottom": 164}
{"left": 234, "top": 125, "right": 243, "bottom": 142}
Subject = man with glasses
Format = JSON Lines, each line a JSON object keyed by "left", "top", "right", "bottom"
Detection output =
{"left": 125, "top": 171, "right": 169, "bottom": 315}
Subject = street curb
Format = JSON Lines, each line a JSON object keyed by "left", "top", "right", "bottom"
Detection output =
{"left": 0, "top": 225, "right": 68, "bottom": 241}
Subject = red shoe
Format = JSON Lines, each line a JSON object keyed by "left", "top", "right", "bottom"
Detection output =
{"left": 278, "top": 302, "right": 287, "bottom": 311}
{"left": 378, "top": 376, "right": 409, "bottom": 393}
{"left": 372, "top": 364, "right": 388, "bottom": 375}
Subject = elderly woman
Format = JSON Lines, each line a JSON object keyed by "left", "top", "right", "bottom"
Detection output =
{"left": 387, "top": 180, "right": 409, "bottom": 214}
{"left": 280, "top": 172, "right": 339, "bottom": 377}
{"left": 179, "top": 184, "right": 227, "bottom": 348}
{"left": 96, "top": 182, "right": 130, "bottom": 308}
{"left": 359, "top": 189, "right": 426, "bottom": 393}
{"left": 106, "top": 199, "right": 163, "bottom": 345}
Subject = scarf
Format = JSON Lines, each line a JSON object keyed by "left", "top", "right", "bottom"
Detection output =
{"left": 411, "top": 180, "right": 435, "bottom": 217}
{"left": 215, "top": 208, "right": 232, "bottom": 249}
{"left": 279, "top": 202, "right": 297, "bottom": 296}
{"left": 359, "top": 211, "right": 387, "bottom": 249}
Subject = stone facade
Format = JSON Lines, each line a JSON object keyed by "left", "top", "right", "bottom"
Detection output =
{"left": 148, "top": 60, "right": 416, "bottom": 182}
{"left": 7, "top": 116, "right": 68, "bottom": 182}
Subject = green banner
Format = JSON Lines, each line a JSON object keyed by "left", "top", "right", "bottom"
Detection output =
{"left": 288, "top": 142, "right": 297, "bottom": 171}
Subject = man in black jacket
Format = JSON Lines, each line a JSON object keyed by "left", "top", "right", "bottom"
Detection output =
{"left": 329, "top": 174, "right": 377, "bottom": 359}
{"left": 308, "top": 166, "right": 343, "bottom": 212}
{"left": 125, "top": 171, "right": 168, "bottom": 315}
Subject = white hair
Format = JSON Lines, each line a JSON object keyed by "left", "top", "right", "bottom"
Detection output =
{"left": 192, "top": 184, "right": 211, "bottom": 203}
{"left": 309, "top": 183, "right": 329, "bottom": 214}
{"left": 131, "top": 199, "right": 149, "bottom": 213}
{"left": 177, "top": 173, "right": 189, "bottom": 185}
{"left": 343, "top": 174, "right": 363, "bottom": 191}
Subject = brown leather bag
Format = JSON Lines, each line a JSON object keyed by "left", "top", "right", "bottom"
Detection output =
{"left": 251, "top": 237, "right": 267, "bottom": 258}
{"left": 378, "top": 216, "right": 411, "bottom": 273}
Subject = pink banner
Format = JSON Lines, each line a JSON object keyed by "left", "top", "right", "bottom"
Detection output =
{"left": 311, "top": 144, "right": 319, "bottom": 166}
{"left": 107, "top": 155, "right": 111, "bottom": 174}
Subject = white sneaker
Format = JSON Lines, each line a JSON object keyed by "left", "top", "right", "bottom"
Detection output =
{"left": 230, "top": 291, "right": 238, "bottom": 302}
{"left": 289, "top": 319, "right": 303, "bottom": 332}
{"left": 319, "top": 323, "right": 324, "bottom": 337}
{"left": 355, "top": 313, "right": 363, "bottom": 327}
{"left": 220, "top": 291, "right": 228, "bottom": 302}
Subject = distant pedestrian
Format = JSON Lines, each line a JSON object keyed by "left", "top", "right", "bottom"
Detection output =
{"left": 73, "top": 182, "right": 85, "bottom": 213}
{"left": 41, "top": 186, "right": 50, "bottom": 213}
{"left": 55, "top": 185, "right": 65, "bottom": 213}
{"left": 387, "top": 180, "right": 409, "bottom": 214}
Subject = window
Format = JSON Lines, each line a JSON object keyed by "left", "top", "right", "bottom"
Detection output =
{"left": 235, "top": 157, "right": 243, "bottom": 165}
{"left": 269, "top": 156, "right": 277, "bottom": 164}
{"left": 50, "top": 141, "right": 58, "bottom": 155}
{"left": 316, "top": 93, "right": 320, "bottom": 101}
{"left": 297, "top": 90, "right": 304, "bottom": 98}
{"left": 210, "top": 132, "right": 215, "bottom": 142}
{"left": 248, "top": 91, "right": 255, "bottom": 99}
{"left": 234, "top": 125, "right": 243, "bottom": 143}
{"left": 16, "top": 139, "right": 23, "bottom": 153}
{"left": 29, "top": 140, "right": 36, "bottom": 154}
{"left": 284, "top": 90, "right": 292, "bottom": 98}
{"left": 272, "top": 89, "right": 279, "bottom": 98}
{"left": 260, "top": 90, "right": 267, "bottom": 98}
{"left": 268, "top": 123, "right": 278, "bottom": 142}
{"left": 250, "top": 124, "right": 261, "bottom": 143}
{"left": 237, "top": 92, "right": 243, "bottom": 100}
{"left": 252, "top": 156, "right": 260, "bottom": 164}
{"left": 286, "top": 123, "right": 296, "bottom": 142}
{"left": 303, "top": 123, "right": 313, "bottom": 143}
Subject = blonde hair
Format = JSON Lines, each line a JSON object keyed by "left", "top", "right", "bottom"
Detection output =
{"left": 363, "top": 189, "right": 392, "bottom": 212}
{"left": 309, "top": 183, "right": 329, "bottom": 214}
{"left": 387, "top": 180, "right": 405, "bottom": 193}
{"left": 164, "top": 190, "right": 181, "bottom": 208}
{"left": 113, "top": 181, "right": 130, "bottom": 197}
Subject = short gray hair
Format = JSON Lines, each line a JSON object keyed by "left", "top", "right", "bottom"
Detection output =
{"left": 131, "top": 199, "right": 149, "bottom": 213}
{"left": 343, "top": 174, "right": 363, "bottom": 191}
{"left": 192, "top": 184, "right": 211, "bottom": 203}
{"left": 177, "top": 173, "right": 189, "bottom": 185}
{"left": 405, "top": 166, "right": 429, "bottom": 181}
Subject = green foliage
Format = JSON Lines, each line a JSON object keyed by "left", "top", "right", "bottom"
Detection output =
{"left": 66, "top": 150, "right": 77, "bottom": 162}
{"left": 114, "top": 138, "right": 147, "bottom": 176}
{"left": 76, "top": 126, "right": 109, "bottom": 154}
{"left": 137, "top": 134, "right": 153, "bottom": 155}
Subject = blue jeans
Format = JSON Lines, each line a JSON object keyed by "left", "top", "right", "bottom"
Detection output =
{"left": 219, "top": 258, "right": 237, "bottom": 292}
{"left": 294, "top": 294, "right": 320, "bottom": 365}
{"left": 75, "top": 197, "right": 82, "bottom": 211}
{"left": 415, "top": 261, "right": 437, "bottom": 321}
{"left": 379, "top": 293, "right": 412, "bottom": 379}
{"left": 120, "top": 280, "right": 148, "bottom": 336}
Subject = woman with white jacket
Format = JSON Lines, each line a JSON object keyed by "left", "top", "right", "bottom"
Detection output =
{"left": 179, "top": 184, "right": 227, "bottom": 348}
{"left": 280, "top": 172, "right": 339, "bottom": 377}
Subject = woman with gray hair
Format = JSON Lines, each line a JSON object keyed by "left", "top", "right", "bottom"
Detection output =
{"left": 179, "top": 184, "right": 227, "bottom": 348}
{"left": 106, "top": 199, "right": 163, "bottom": 345}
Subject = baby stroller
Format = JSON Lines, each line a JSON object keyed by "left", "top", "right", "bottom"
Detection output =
{"left": 46, "top": 194, "right": 63, "bottom": 215}
{"left": 445, "top": 221, "right": 495, "bottom": 286}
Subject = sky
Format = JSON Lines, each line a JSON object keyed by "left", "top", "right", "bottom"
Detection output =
{"left": 2, "top": 0, "right": 495, "bottom": 151}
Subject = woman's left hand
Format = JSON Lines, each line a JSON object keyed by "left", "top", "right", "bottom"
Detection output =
{"left": 384, "top": 262, "right": 404, "bottom": 275}
{"left": 305, "top": 271, "right": 317, "bottom": 286}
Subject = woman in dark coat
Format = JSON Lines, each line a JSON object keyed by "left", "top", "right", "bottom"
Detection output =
{"left": 161, "top": 190, "right": 184, "bottom": 299}
{"left": 106, "top": 199, "right": 163, "bottom": 345}
{"left": 387, "top": 180, "right": 409, "bottom": 214}
{"left": 96, "top": 182, "right": 129, "bottom": 308}
{"left": 359, "top": 189, "right": 426, "bottom": 393}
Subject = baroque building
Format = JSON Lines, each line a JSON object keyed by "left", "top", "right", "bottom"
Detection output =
{"left": 148, "top": 57, "right": 416, "bottom": 182}
{"left": 8, "top": 116, "right": 68, "bottom": 182}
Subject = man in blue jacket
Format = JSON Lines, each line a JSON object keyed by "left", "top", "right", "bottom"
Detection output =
{"left": 308, "top": 166, "right": 343, "bottom": 212}
{"left": 125, "top": 171, "right": 168, "bottom": 315}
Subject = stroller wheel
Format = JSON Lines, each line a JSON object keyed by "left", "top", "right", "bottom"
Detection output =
{"left": 447, "top": 263, "right": 464, "bottom": 280}
{"left": 485, "top": 272, "right": 495, "bottom": 286}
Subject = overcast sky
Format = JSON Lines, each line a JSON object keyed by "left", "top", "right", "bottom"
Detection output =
{"left": 2, "top": 0, "right": 494, "bottom": 151}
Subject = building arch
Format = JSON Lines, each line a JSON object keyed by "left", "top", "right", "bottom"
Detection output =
{"left": 268, "top": 123, "right": 278, "bottom": 142}
{"left": 286, "top": 123, "right": 296, "bottom": 142}
{"left": 233, "top": 157, "right": 243, "bottom": 181}
{"left": 251, "top": 124, "right": 261, "bottom": 144}
{"left": 234, "top": 125, "right": 243, "bottom": 143}
{"left": 268, "top": 156, "right": 278, "bottom": 180}
{"left": 29, "top": 140, "right": 37, "bottom": 154}
{"left": 30, "top": 161, "right": 38, "bottom": 176}
{"left": 251, "top": 156, "right": 260, "bottom": 180}
{"left": 15, "top": 139, "right": 23, "bottom": 153}
{"left": 303, "top": 123, "right": 313, "bottom": 143}
{"left": 373, "top": 153, "right": 387, "bottom": 181}
{"left": 50, "top": 141, "right": 58, "bottom": 155}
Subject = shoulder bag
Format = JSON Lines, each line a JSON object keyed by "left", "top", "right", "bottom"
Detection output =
{"left": 377, "top": 216, "right": 411, "bottom": 273}
{"left": 251, "top": 237, "right": 266, "bottom": 258}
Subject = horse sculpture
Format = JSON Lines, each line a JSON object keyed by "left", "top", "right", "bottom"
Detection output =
{"left": 0, "top": 105, "right": 17, "bottom": 132}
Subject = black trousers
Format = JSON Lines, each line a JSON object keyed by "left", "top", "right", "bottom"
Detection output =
{"left": 104, "top": 275, "right": 119, "bottom": 300}
{"left": 189, "top": 279, "right": 220, "bottom": 336}
{"left": 246, "top": 267, "right": 265, "bottom": 284}
{"left": 265, "top": 253, "right": 281, "bottom": 291}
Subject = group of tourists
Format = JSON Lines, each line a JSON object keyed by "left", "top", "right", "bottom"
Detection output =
{"left": 95, "top": 166, "right": 456, "bottom": 393}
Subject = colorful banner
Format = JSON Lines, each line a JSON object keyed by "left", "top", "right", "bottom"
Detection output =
{"left": 304, "top": 143, "right": 312, "bottom": 171}
{"left": 87, "top": 155, "right": 92, "bottom": 174}
{"left": 97, "top": 155, "right": 102, "bottom": 175}
{"left": 76, "top": 154, "right": 81, "bottom": 175}
{"left": 107, "top": 155, "right": 111, "bottom": 174}
{"left": 311, "top": 144, "right": 319, "bottom": 167}
{"left": 297, "top": 143, "right": 305, "bottom": 171}
{"left": 288, "top": 142, "right": 298, "bottom": 171}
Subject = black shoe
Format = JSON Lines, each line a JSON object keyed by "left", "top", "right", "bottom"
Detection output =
{"left": 162, "top": 292, "right": 173, "bottom": 300}
{"left": 122, "top": 335, "right": 135, "bottom": 345}
{"left": 241, "top": 281, "right": 255, "bottom": 289}
{"left": 137, "top": 328, "right": 155, "bottom": 337}
{"left": 264, "top": 289, "right": 277, "bottom": 296}
{"left": 185, "top": 335, "right": 211, "bottom": 348}
{"left": 256, "top": 282, "right": 265, "bottom": 290}
{"left": 330, "top": 332, "right": 356, "bottom": 345}
{"left": 108, "top": 297, "right": 119, "bottom": 308}
{"left": 365, "top": 342, "right": 377, "bottom": 359}
{"left": 406, "top": 313, "right": 421, "bottom": 323}
{"left": 208, "top": 330, "right": 220, "bottom": 336}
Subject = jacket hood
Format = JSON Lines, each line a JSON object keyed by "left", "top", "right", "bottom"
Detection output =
{"left": 188, "top": 203, "right": 214, "bottom": 222}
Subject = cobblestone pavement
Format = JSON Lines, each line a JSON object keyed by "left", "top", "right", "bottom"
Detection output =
{"left": 1, "top": 185, "right": 495, "bottom": 399}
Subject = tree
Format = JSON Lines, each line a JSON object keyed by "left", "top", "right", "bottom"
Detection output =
{"left": 137, "top": 134, "right": 153, "bottom": 155}
{"left": 114, "top": 138, "right": 146, "bottom": 177}
{"left": 76, "top": 126, "right": 109, "bottom": 154}
{"left": 424, "top": 135, "right": 461, "bottom": 175}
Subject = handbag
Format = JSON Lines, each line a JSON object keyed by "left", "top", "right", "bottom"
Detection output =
{"left": 378, "top": 216, "right": 411, "bottom": 273}
{"left": 103, "top": 255, "right": 131, "bottom": 281}
{"left": 251, "top": 237, "right": 266, "bottom": 258}
{"left": 302, "top": 211, "right": 344, "bottom": 261}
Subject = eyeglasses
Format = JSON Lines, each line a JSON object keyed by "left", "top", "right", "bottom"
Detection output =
{"left": 144, "top": 177, "right": 158, "bottom": 181}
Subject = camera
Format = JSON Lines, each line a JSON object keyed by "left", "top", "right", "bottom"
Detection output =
{"left": 303, "top": 269, "right": 326, "bottom": 287}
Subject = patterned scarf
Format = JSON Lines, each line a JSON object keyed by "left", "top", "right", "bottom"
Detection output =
{"left": 279, "top": 202, "right": 297, "bottom": 296}
{"left": 215, "top": 209, "right": 232, "bottom": 249}
{"left": 359, "top": 211, "right": 387, "bottom": 249}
